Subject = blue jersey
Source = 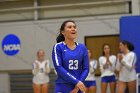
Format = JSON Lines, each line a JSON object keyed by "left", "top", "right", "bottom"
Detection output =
{"left": 52, "top": 42, "right": 89, "bottom": 85}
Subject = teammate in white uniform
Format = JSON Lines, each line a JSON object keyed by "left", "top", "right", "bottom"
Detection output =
{"left": 116, "top": 40, "right": 136, "bottom": 93}
{"left": 99, "top": 44, "right": 116, "bottom": 93}
{"left": 84, "top": 50, "right": 97, "bottom": 93}
{"left": 32, "top": 49, "right": 50, "bottom": 93}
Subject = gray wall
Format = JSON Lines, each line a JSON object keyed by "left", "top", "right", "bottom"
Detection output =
{"left": 0, "top": 15, "right": 125, "bottom": 93}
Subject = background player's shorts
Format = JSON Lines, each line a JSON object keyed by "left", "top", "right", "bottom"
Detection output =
{"left": 84, "top": 81, "right": 96, "bottom": 88}
{"left": 54, "top": 83, "right": 82, "bottom": 93}
{"left": 101, "top": 75, "right": 116, "bottom": 83}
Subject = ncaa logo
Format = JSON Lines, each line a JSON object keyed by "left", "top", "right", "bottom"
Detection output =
{"left": 2, "top": 34, "right": 21, "bottom": 56}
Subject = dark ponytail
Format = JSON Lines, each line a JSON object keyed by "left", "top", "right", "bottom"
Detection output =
{"left": 121, "top": 40, "right": 134, "bottom": 51}
{"left": 56, "top": 20, "right": 76, "bottom": 43}
{"left": 56, "top": 33, "right": 65, "bottom": 43}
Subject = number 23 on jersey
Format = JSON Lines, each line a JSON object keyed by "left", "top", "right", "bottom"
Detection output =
{"left": 69, "top": 60, "right": 78, "bottom": 70}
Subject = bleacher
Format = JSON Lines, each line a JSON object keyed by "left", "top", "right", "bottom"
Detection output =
{"left": 10, "top": 70, "right": 56, "bottom": 93}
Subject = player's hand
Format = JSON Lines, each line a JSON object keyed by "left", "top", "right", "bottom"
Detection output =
{"left": 106, "top": 55, "right": 110, "bottom": 63}
{"left": 76, "top": 81, "right": 86, "bottom": 93}
{"left": 103, "top": 62, "right": 108, "bottom": 69}
{"left": 117, "top": 54, "right": 123, "bottom": 62}
{"left": 103, "top": 64, "right": 107, "bottom": 69}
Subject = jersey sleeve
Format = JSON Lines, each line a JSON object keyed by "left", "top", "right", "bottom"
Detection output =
{"left": 115, "top": 58, "right": 122, "bottom": 71}
{"left": 52, "top": 44, "right": 79, "bottom": 85}
{"left": 121, "top": 52, "right": 136, "bottom": 71}
{"left": 45, "top": 60, "right": 50, "bottom": 74}
{"left": 90, "top": 60, "right": 97, "bottom": 73}
{"left": 93, "top": 60, "right": 98, "bottom": 69}
{"left": 32, "top": 62, "right": 39, "bottom": 75}
{"left": 79, "top": 46, "right": 89, "bottom": 81}
{"left": 110, "top": 56, "right": 117, "bottom": 72}
{"left": 99, "top": 57, "right": 105, "bottom": 73}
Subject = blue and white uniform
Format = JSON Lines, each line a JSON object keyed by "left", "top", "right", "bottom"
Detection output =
{"left": 99, "top": 55, "right": 116, "bottom": 83}
{"left": 116, "top": 51, "right": 137, "bottom": 82}
{"left": 84, "top": 60, "right": 97, "bottom": 87}
{"left": 52, "top": 42, "right": 89, "bottom": 93}
{"left": 32, "top": 60, "right": 50, "bottom": 84}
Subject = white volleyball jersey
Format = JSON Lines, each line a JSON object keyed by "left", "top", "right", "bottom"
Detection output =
{"left": 32, "top": 60, "right": 50, "bottom": 84}
{"left": 116, "top": 52, "right": 136, "bottom": 82}
{"left": 85, "top": 60, "right": 97, "bottom": 81}
{"left": 99, "top": 55, "right": 116, "bottom": 77}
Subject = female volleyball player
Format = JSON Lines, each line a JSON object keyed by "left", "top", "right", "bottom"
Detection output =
{"left": 32, "top": 49, "right": 50, "bottom": 93}
{"left": 116, "top": 40, "right": 136, "bottom": 93}
{"left": 84, "top": 50, "right": 97, "bottom": 93}
{"left": 52, "top": 20, "right": 89, "bottom": 93}
{"left": 99, "top": 44, "right": 116, "bottom": 93}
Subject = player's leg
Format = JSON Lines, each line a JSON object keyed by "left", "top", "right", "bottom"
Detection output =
{"left": 117, "top": 81, "right": 126, "bottom": 93}
{"left": 109, "top": 82, "right": 116, "bottom": 93}
{"left": 42, "top": 83, "right": 49, "bottom": 93}
{"left": 127, "top": 80, "right": 136, "bottom": 93}
{"left": 101, "top": 76, "right": 108, "bottom": 93}
{"left": 101, "top": 82, "right": 107, "bottom": 93}
{"left": 88, "top": 81, "right": 96, "bottom": 93}
{"left": 33, "top": 83, "right": 41, "bottom": 93}
{"left": 109, "top": 75, "right": 116, "bottom": 93}
{"left": 89, "top": 86, "right": 96, "bottom": 93}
